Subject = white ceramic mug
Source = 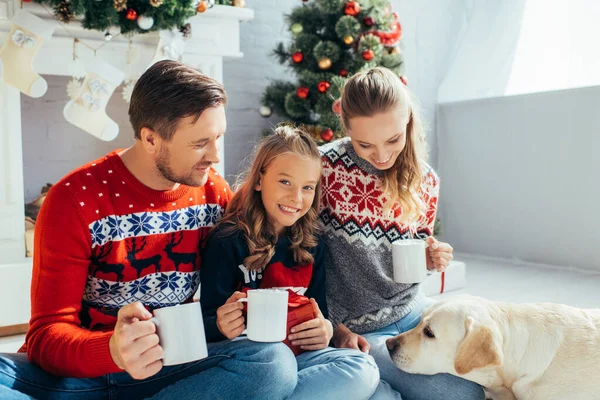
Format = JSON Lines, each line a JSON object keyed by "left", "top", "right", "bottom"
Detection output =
{"left": 151, "top": 302, "right": 208, "bottom": 366}
{"left": 392, "top": 239, "right": 431, "bottom": 284}
{"left": 237, "top": 289, "right": 288, "bottom": 342}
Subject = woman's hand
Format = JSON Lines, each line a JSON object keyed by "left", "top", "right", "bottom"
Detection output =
{"left": 216, "top": 291, "right": 246, "bottom": 339}
{"left": 332, "top": 323, "right": 370, "bottom": 353}
{"left": 288, "top": 299, "right": 333, "bottom": 351}
{"left": 425, "top": 236, "right": 453, "bottom": 272}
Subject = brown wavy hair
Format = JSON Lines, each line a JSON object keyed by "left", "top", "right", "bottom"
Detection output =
{"left": 217, "top": 125, "right": 322, "bottom": 271}
{"left": 340, "top": 67, "right": 428, "bottom": 224}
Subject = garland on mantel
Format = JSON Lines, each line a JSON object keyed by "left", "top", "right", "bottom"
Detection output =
{"left": 30, "top": 0, "right": 243, "bottom": 35}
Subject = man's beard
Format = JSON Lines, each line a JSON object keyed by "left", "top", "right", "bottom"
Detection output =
{"left": 156, "top": 147, "right": 208, "bottom": 187}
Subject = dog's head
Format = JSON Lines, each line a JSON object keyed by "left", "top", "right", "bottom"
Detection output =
{"left": 386, "top": 295, "right": 503, "bottom": 377}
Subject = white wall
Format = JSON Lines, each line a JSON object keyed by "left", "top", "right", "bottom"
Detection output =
{"left": 437, "top": 86, "right": 600, "bottom": 271}
{"left": 21, "top": 0, "right": 473, "bottom": 200}
{"left": 438, "top": 0, "right": 600, "bottom": 104}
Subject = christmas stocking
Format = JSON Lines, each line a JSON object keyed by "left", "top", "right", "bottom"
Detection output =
{"left": 0, "top": 10, "right": 54, "bottom": 98}
{"left": 63, "top": 58, "right": 124, "bottom": 141}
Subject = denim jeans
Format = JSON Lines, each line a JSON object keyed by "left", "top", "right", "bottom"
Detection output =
{"left": 0, "top": 339, "right": 296, "bottom": 400}
{"left": 366, "top": 296, "right": 485, "bottom": 400}
{"left": 292, "top": 346, "right": 379, "bottom": 400}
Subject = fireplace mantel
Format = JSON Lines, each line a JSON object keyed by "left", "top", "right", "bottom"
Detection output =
{"left": 0, "top": 0, "right": 253, "bottom": 328}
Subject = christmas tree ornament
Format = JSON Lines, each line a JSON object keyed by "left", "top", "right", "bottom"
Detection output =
{"left": 114, "top": 0, "right": 127, "bottom": 12}
{"left": 364, "top": 16, "right": 375, "bottom": 27}
{"left": 296, "top": 86, "right": 309, "bottom": 99}
{"left": 180, "top": 23, "right": 192, "bottom": 38}
{"left": 372, "top": 20, "right": 402, "bottom": 46}
{"left": 196, "top": 1, "right": 209, "bottom": 12}
{"left": 259, "top": 105, "right": 272, "bottom": 117}
{"left": 291, "top": 23, "right": 303, "bottom": 35}
{"left": 400, "top": 75, "right": 408, "bottom": 85}
{"left": 104, "top": 31, "right": 113, "bottom": 41}
{"left": 343, "top": 35, "right": 353, "bottom": 45}
{"left": 317, "top": 81, "right": 330, "bottom": 93}
{"left": 126, "top": 8, "right": 137, "bottom": 20}
{"left": 63, "top": 57, "right": 125, "bottom": 141}
{"left": 291, "top": 51, "right": 304, "bottom": 63}
{"left": 344, "top": 1, "right": 360, "bottom": 16}
{"left": 0, "top": 10, "right": 54, "bottom": 98}
{"left": 150, "top": 0, "right": 163, "bottom": 6}
{"left": 137, "top": 15, "right": 154, "bottom": 30}
{"left": 66, "top": 78, "right": 83, "bottom": 100}
{"left": 362, "top": 49, "right": 374, "bottom": 61}
{"left": 148, "top": 29, "right": 186, "bottom": 66}
{"left": 320, "top": 128, "right": 334, "bottom": 142}
{"left": 339, "top": 68, "right": 348, "bottom": 77}
{"left": 318, "top": 57, "right": 332, "bottom": 70}
{"left": 331, "top": 98, "right": 341, "bottom": 115}
{"left": 55, "top": 1, "right": 75, "bottom": 23}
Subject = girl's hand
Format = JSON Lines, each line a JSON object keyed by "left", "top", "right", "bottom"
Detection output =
{"left": 332, "top": 323, "right": 370, "bottom": 354}
{"left": 425, "top": 236, "right": 453, "bottom": 272}
{"left": 288, "top": 299, "right": 333, "bottom": 351}
{"left": 216, "top": 291, "right": 246, "bottom": 340}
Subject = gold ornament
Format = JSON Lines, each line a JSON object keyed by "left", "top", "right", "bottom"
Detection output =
{"left": 343, "top": 35, "right": 353, "bottom": 45}
{"left": 318, "top": 57, "right": 332, "bottom": 70}
{"left": 150, "top": 0, "right": 163, "bottom": 6}
{"left": 113, "top": 0, "right": 127, "bottom": 12}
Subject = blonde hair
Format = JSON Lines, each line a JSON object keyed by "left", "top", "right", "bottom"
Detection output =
{"left": 218, "top": 125, "right": 322, "bottom": 271}
{"left": 340, "top": 67, "right": 428, "bottom": 224}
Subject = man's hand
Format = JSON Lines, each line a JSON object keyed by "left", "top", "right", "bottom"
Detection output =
{"left": 288, "top": 299, "right": 333, "bottom": 351}
{"left": 216, "top": 291, "right": 246, "bottom": 340}
{"left": 109, "top": 302, "right": 163, "bottom": 380}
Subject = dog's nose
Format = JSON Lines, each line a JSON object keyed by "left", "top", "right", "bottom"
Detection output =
{"left": 386, "top": 338, "right": 398, "bottom": 351}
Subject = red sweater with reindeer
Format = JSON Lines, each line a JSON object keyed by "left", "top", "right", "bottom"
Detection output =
{"left": 22, "top": 150, "right": 231, "bottom": 378}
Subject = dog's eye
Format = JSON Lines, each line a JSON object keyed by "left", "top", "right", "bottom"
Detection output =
{"left": 424, "top": 326, "right": 435, "bottom": 339}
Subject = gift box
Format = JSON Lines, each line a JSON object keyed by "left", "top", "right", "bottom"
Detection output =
{"left": 419, "top": 260, "right": 466, "bottom": 297}
{"left": 282, "top": 290, "right": 318, "bottom": 356}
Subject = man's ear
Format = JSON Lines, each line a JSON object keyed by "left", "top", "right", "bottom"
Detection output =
{"left": 140, "top": 127, "right": 160, "bottom": 154}
{"left": 454, "top": 316, "right": 502, "bottom": 375}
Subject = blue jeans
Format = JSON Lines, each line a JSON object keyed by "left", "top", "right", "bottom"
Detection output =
{"left": 0, "top": 339, "right": 296, "bottom": 399}
{"left": 293, "top": 346, "right": 379, "bottom": 400}
{"left": 366, "top": 297, "right": 485, "bottom": 400}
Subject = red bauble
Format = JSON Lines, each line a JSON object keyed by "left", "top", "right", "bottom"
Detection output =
{"left": 331, "top": 99, "right": 341, "bottom": 115}
{"left": 339, "top": 68, "right": 348, "bottom": 77}
{"left": 344, "top": 1, "right": 360, "bottom": 16}
{"left": 320, "top": 128, "right": 334, "bottom": 142}
{"left": 126, "top": 9, "right": 138, "bottom": 20}
{"left": 362, "top": 49, "right": 374, "bottom": 61}
{"left": 364, "top": 16, "right": 375, "bottom": 27}
{"left": 291, "top": 51, "right": 304, "bottom": 64}
{"left": 317, "top": 81, "right": 331, "bottom": 93}
{"left": 400, "top": 75, "right": 408, "bottom": 85}
{"left": 296, "top": 87, "right": 309, "bottom": 99}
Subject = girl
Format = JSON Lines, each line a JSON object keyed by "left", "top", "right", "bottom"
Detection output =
{"left": 200, "top": 126, "right": 379, "bottom": 400}
{"left": 319, "top": 67, "right": 485, "bottom": 400}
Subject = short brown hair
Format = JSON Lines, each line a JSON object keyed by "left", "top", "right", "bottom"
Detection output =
{"left": 129, "top": 60, "right": 227, "bottom": 141}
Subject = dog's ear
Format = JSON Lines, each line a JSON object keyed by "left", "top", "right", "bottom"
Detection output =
{"left": 454, "top": 316, "right": 502, "bottom": 375}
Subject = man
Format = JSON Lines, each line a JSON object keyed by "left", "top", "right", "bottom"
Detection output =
{"left": 0, "top": 61, "right": 297, "bottom": 399}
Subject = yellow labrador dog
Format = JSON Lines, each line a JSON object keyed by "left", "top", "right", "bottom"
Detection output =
{"left": 386, "top": 294, "right": 600, "bottom": 400}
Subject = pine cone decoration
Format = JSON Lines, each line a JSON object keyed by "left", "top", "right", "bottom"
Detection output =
{"left": 54, "top": 1, "right": 74, "bottom": 23}
{"left": 150, "top": 0, "right": 164, "bottom": 6}
{"left": 179, "top": 23, "right": 192, "bottom": 38}
{"left": 114, "top": 0, "right": 127, "bottom": 12}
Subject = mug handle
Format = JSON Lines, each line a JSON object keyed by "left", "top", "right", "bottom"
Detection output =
{"left": 237, "top": 298, "right": 248, "bottom": 335}
{"left": 149, "top": 317, "right": 165, "bottom": 360}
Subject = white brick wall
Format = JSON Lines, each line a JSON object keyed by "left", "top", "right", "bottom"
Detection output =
{"left": 21, "top": 0, "right": 472, "bottom": 201}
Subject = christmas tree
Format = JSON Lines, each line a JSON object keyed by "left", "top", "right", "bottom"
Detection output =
{"left": 260, "top": 0, "right": 406, "bottom": 144}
